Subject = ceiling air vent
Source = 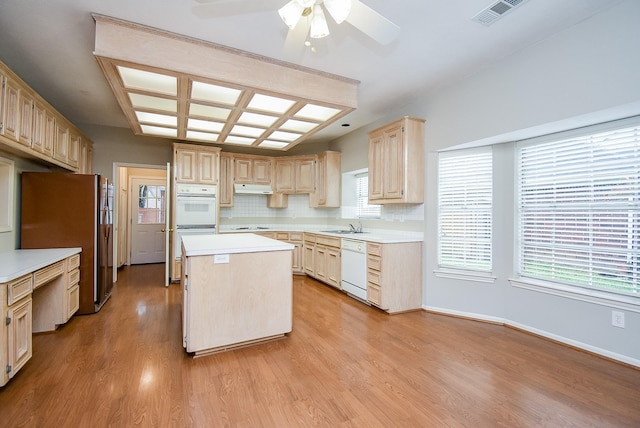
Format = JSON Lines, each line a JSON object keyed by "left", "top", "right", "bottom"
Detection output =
{"left": 472, "top": 0, "right": 530, "bottom": 26}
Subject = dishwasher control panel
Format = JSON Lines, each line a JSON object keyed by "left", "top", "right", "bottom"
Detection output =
{"left": 341, "top": 239, "right": 366, "bottom": 253}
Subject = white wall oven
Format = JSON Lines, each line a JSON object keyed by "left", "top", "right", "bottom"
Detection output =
{"left": 175, "top": 183, "right": 217, "bottom": 259}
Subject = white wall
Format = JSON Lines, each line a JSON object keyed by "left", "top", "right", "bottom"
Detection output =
{"left": 334, "top": 0, "right": 640, "bottom": 364}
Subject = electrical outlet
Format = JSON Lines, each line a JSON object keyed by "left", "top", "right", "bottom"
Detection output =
{"left": 611, "top": 310, "right": 625, "bottom": 328}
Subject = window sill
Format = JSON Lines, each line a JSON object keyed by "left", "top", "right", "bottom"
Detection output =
{"left": 434, "top": 268, "right": 496, "bottom": 283}
{"left": 509, "top": 277, "right": 640, "bottom": 313}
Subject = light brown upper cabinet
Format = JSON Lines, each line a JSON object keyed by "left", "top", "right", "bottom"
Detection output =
{"left": 233, "top": 155, "right": 272, "bottom": 185}
{"left": 368, "top": 116, "right": 425, "bottom": 204}
{"left": 310, "top": 151, "right": 341, "bottom": 208}
{"left": 0, "top": 61, "right": 91, "bottom": 172}
{"left": 275, "top": 156, "right": 315, "bottom": 194}
{"left": 174, "top": 143, "right": 220, "bottom": 185}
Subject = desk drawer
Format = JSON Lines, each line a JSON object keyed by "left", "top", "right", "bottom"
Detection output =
{"left": 68, "top": 268, "right": 80, "bottom": 288}
{"left": 34, "top": 261, "right": 65, "bottom": 289}
{"left": 68, "top": 254, "right": 80, "bottom": 271}
{"left": 7, "top": 275, "right": 33, "bottom": 306}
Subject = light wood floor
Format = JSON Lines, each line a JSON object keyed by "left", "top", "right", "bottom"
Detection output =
{"left": 1, "top": 264, "right": 639, "bottom": 427}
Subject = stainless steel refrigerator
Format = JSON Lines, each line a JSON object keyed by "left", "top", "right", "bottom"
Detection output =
{"left": 20, "top": 172, "right": 113, "bottom": 314}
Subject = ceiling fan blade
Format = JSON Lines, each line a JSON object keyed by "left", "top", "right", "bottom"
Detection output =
{"left": 345, "top": 0, "right": 400, "bottom": 45}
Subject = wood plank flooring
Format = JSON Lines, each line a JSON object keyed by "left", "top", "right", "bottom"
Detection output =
{"left": 1, "top": 263, "right": 639, "bottom": 427}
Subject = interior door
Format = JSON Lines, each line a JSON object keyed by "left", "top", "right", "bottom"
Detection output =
{"left": 130, "top": 178, "right": 167, "bottom": 264}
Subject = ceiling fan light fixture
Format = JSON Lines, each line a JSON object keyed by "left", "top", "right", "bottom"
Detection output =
{"left": 278, "top": 0, "right": 305, "bottom": 29}
{"left": 309, "top": 4, "right": 330, "bottom": 39}
{"left": 323, "top": 0, "right": 352, "bottom": 24}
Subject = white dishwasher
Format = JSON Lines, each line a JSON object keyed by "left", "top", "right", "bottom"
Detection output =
{"left": 341, "top": 238, "right": 368, "bottom": 302}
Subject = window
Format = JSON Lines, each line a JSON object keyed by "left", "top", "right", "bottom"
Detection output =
{"left": 438, "top": 147, "right": 493, "bottom": 272}
{"left": 137, "top": 184, "right": 166, "bottom": 224}
{"left": 356, "top": 173, "right": 381, "bottom": 218}
{"left": 517, "top": 121, "right": 640, "bottom": 297}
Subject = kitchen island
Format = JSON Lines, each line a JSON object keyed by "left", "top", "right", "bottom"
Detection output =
{"left": 181, "top": 233, "right": 294, "bottom": 356}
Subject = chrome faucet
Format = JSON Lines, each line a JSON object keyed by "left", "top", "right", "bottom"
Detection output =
{"left": 349, "top": 222, "right": 363, "bottom": 233}
{"left": 349, "top": 223, "right": 357, "bottom": 232}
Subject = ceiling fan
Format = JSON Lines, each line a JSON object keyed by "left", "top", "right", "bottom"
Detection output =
{"left": 193, "top": 0, "right": 400, "bottom": 46}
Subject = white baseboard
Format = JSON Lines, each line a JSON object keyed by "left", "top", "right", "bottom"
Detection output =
{"left": 423, "top": 305, "right": 640, "bottom": 368}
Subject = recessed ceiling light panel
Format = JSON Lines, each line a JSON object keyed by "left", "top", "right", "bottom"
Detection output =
{"left": 295, "top": 104, "right": 340, "bottom": 121}
{"left": 187, "top": 118, "right": 224, "bottom": 132}
{"left": 186, "top": 130, "right": 219, "bottom": 142}
{"left": 140, "top": 125, "right": 178, "bottom": 137}
{"left": 248, "top": 94, "right": 296, "bottom": 114}
{"left": 238, "top": 112, "right": 279, "bottom": 127}
{"left": 191, "top": 81, "right": 241, "bottom": 105}
{"left": 135, "top": 111, "right": 177, "bottom": 127}
{"left": 230, "top": 125, "right": 265, "bottom": 138}
{"left": 280, "top": 119, "right": 318, "bottom": 133}
{"left": 118, "top": 66, "right": 177, "bottom": 96}
{"left": 189, "top": 103, "right": 231, "bottom": 120}
{"left": 128, "top": 93, "right": 177, "bottom": 112}
{"left": 225, "top": 135, "right": 255, "bottom": 145}
{"left": 259, "top": 140, "right": 289, "bottom": 149}
{"left": 269, "top": 130, "right": 303, "bottom": 142}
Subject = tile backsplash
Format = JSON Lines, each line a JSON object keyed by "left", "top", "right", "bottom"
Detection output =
{"left": 220, "top": 194, "right": 424, "bottom": 222}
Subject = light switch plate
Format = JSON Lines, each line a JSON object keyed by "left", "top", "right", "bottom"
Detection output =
{"left": 214, "top": 254, "right": 230, "bottom": 264}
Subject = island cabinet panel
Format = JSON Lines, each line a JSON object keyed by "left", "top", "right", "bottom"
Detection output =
{"left": 182, "top": 249, "right": 293, "bottom": 355}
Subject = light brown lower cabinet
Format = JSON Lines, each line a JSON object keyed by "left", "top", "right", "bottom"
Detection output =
{"left": 1, "top": 251, "right": 81, "bottom": 387}
{"left": 367, "top": 241, "right": 422, "bottom": 313}
{"left": 303, "top": 233, "right": 341, "bottom": 289}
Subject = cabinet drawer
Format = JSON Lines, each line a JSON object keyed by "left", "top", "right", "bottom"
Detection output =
{"left": 367, "top": 283, "right": 382, "bottom": 307}
{"left": 7, "top": 275, "right": 33, "bottom": 306}
{"left": 67, "top": 284, "right": 80, "bottom": 318}
{"left": 275, "top": 232, "right": 290, "bottom": 241}
{"left": 367, "top": 254, "right": 381, "bottom": 271}
{"left": 289, "top": 232, "right": 304, "bottom": 242}
{"left": 367, "top": 242, "right": 382, "bottom": 256}
{"left": 316, "top": 235, "right": 340, "bottom": 248}
{"left": 68, "top": 268, "right": 80, "bottom": 288}
{"left": 34, "top": 260, "right": 65, "bottom": 289}
{"left": 68, "top": 254, "right": 80, "bottom": 270}
{"left": 367, "top": 269, "right": 381, "bottom": 286}
{"left": 303, "top": 233, "right": 316, "bottom": 244}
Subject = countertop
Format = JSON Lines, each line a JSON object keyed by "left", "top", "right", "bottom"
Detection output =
{"left": 0, "top": 248, "right": 82, "bottom": 283}
{"left": 219, "top": 225, "right": 423, "bottom": 244}
{"left": 182, "top": 233, "right": 294, "bottom": 257}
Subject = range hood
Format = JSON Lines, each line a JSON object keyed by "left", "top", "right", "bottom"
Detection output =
{"left": 234, "top": 183, "right": 274, "bottom": 195}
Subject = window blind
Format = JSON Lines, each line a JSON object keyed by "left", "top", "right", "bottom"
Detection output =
{"left": 517, "top": 123, "right": 640, "bottom": 297}
{"left": 356, "top": 174, "right": 381, "bottom": 218}
{"left": 438, "top": 147, "right": 493, "bottom": 272}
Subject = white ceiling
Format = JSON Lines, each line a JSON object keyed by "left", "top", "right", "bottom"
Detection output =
{"left": 0, "top": 0, "right": 623, "bottom": 151}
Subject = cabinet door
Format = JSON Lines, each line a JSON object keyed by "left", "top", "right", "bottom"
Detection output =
{"left": 1, "top": 77, "right": 20, "bottom": 141}
{"left": 253, "top": 159, "right": 272, "bottom": 184}
{"left": 314, "top": 245, "right": 327, "bottom": 281}
{"left": 198, "top": 150, "right": 218, "bottom": 184}
{"left": 219, "top": 154, "right": 233, "bottom": 207}
{"left": 303, "top": 242, "right": 315, "bottom": 276}
{"left": 175, "top": 148, "right": 197, "bottom": 183}
{"left": 67, "top": 130, "right": 80, "bottom": 169}
{"left": 32, "top": 101, "right": 47, "bottom": 153}
{"left": 311, "top": 154, "right": 326, "bottom": 206}
{"left": 295, "top": 158, "right": 315, "bottom": 193}
{"left": 292, "top": 242, "right": 303, "bottom": 273}
{"left": 368, "top": 132, "right": 384, "bottom": 200}
{"left": 53, "top": 119, "right": 69, "bottom": 163}
{"left": 326, "top": 247, "right": 341, "bottom": 288}
{"left": 233, "top": 157, "right": 253, "bottom": 184}
{"left": 383, "top": 124, "right": 404, "bottom": 199}
{"left": 275, "top": 159, "right": 295, "bottom": 193}
{"left": 18, "top": 89, "right": 34, "bottom": 147}
{"left": 7, "top": 297, "right": 33, "bottom": 379}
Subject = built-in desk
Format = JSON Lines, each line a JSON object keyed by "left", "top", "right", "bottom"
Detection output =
{"left": 0, "top": 248, "right": 81, "bottom": 386}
